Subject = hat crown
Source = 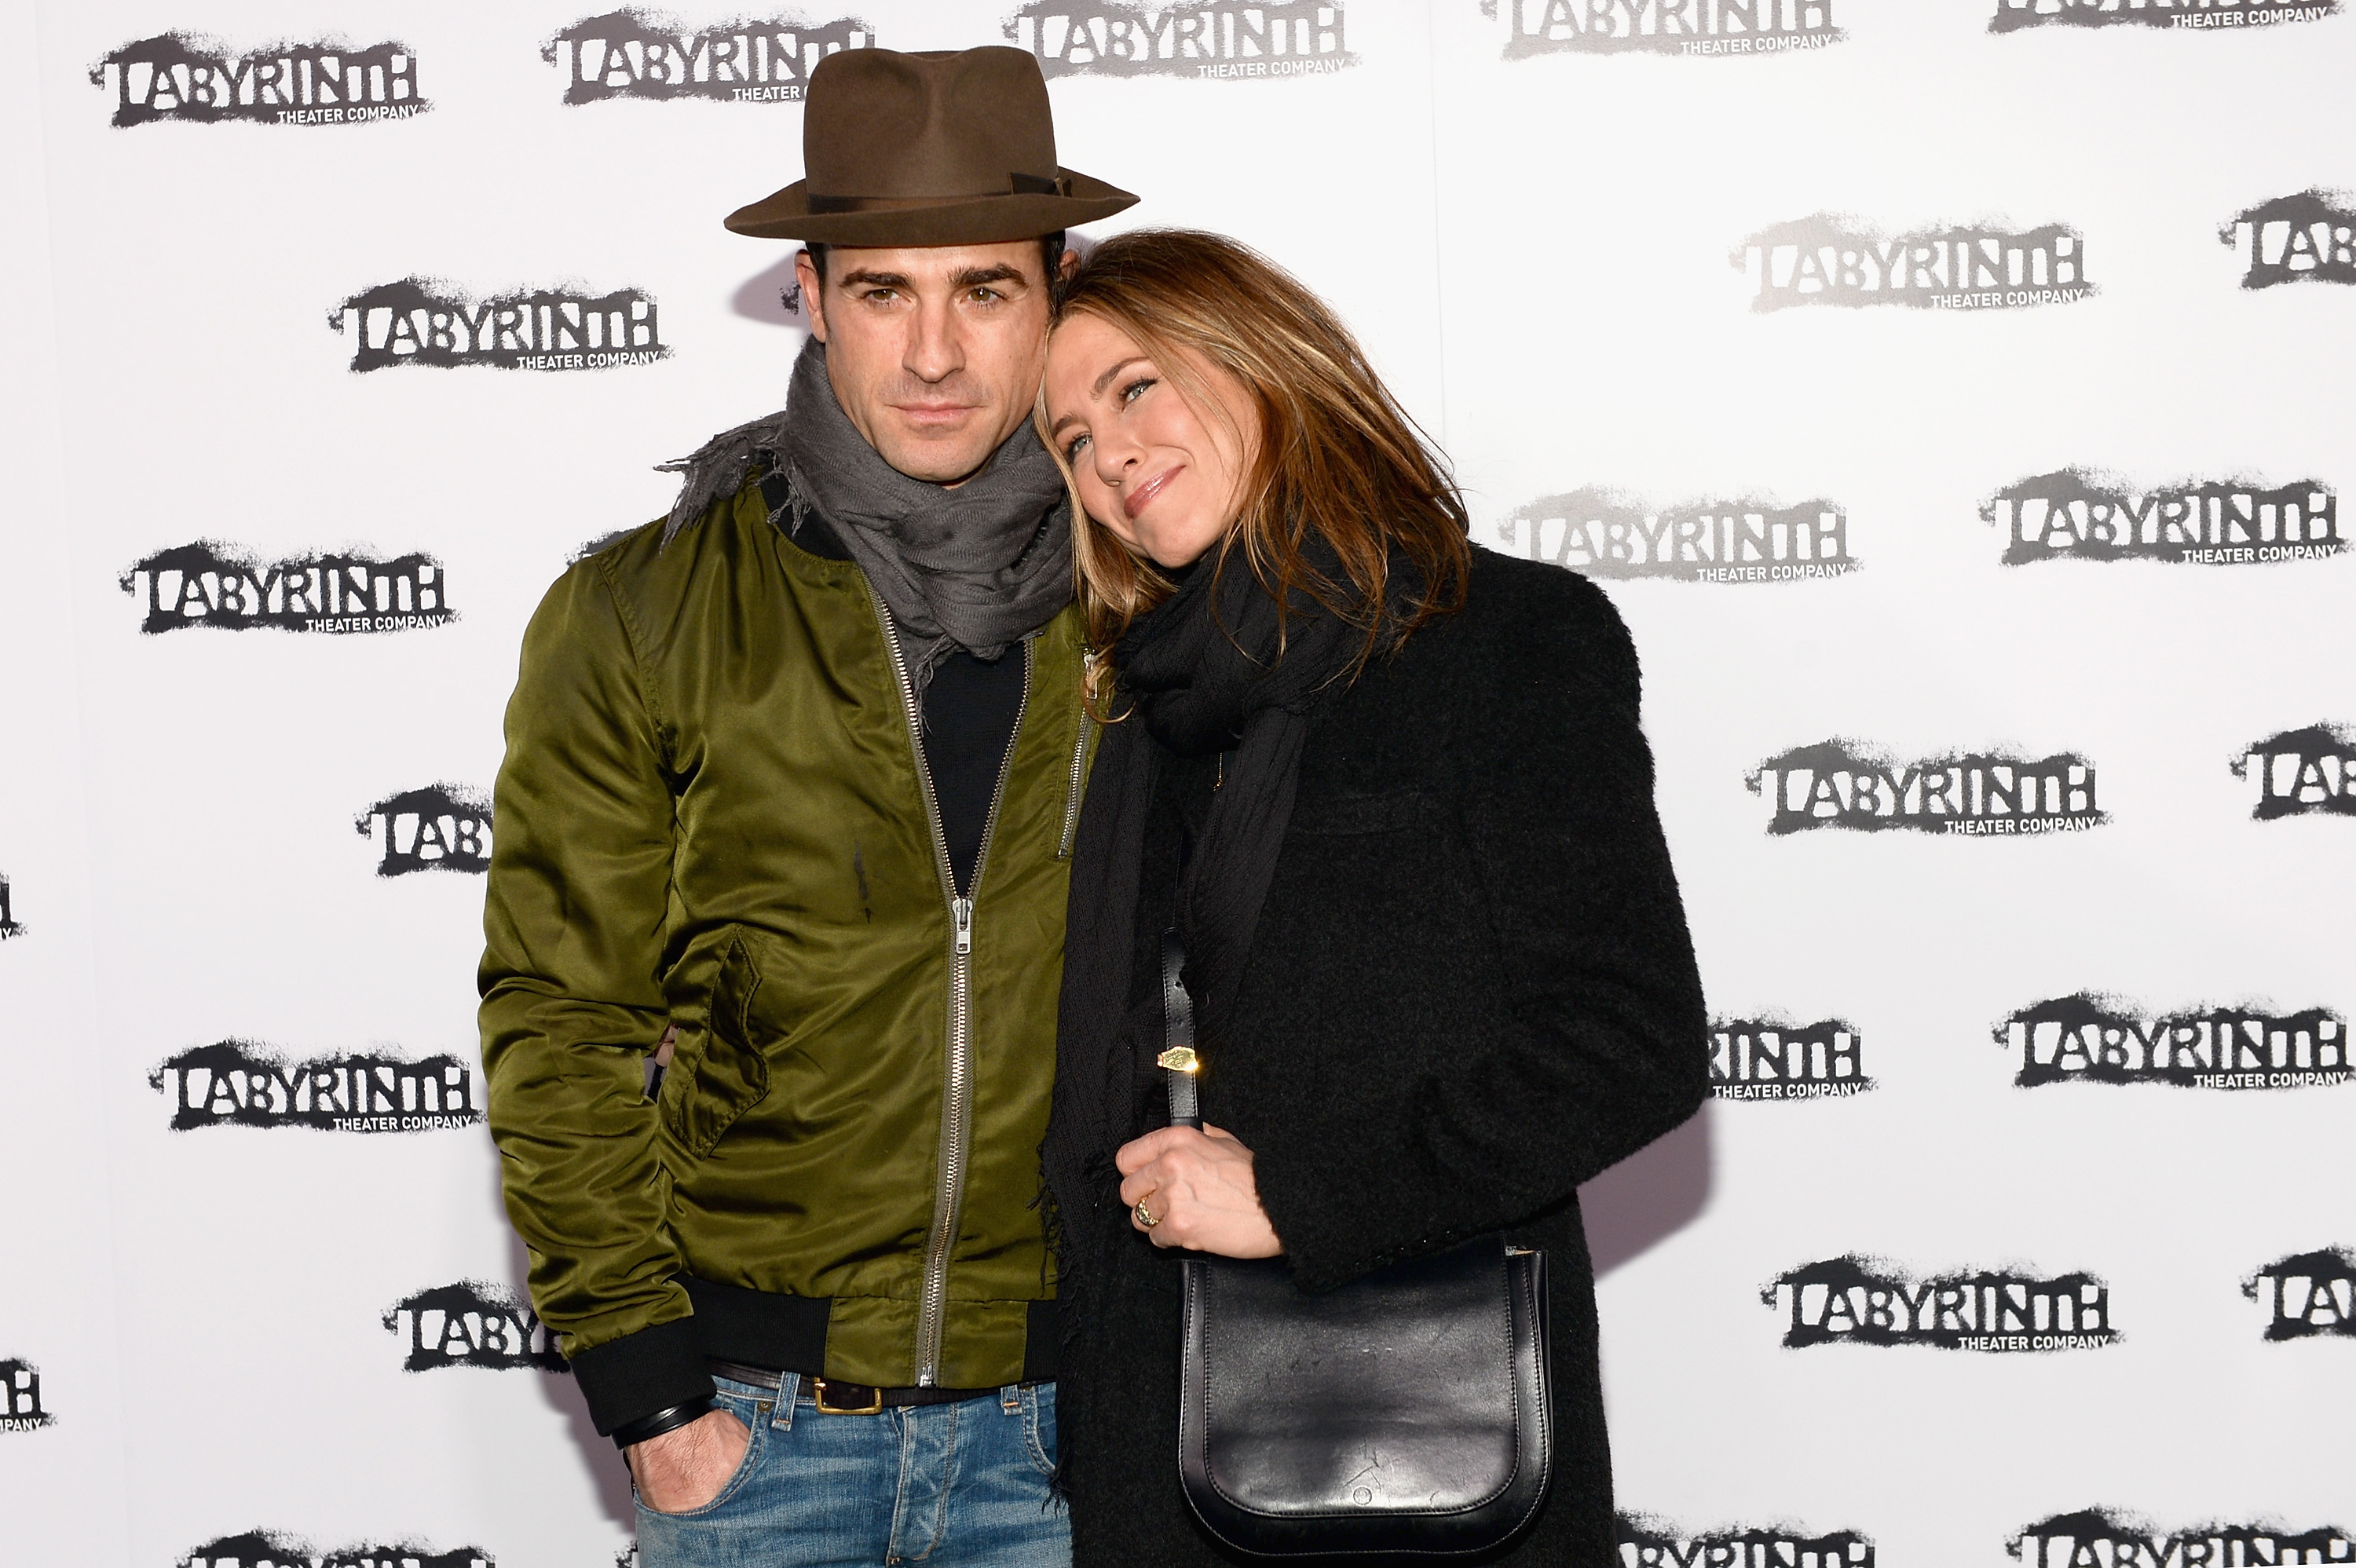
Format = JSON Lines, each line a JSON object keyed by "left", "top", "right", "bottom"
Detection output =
{"left": 804, "top": 47, "right": 1059, "bottom": 202}
{"left": 723, "top": 42, "right": 1133, "bottom": 247}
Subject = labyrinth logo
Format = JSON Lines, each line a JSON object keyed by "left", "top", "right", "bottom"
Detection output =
{"left": 331, "top": 280, "right": 667, "bottom": 372}
{"left": 0, "top": 875, "right": 21, "bottom": 941}
{"left": 1766, "top": 1258, "right": 2116, "bottom": 1352}
{"left": 1994, "top": 0, "right": 2343, "bottom": 33}
{"left": 1749, "top": 740, "right": 2103, "bottom": 836}
{"left": 1490, "top": 0, "right": 1846, "bottom": 58}
{"left": 1735, "top": 216, "right": 2093, "bottom": 312}
{"left": 1500, "top": 489, "right": 1855, "bottom": 583}
{"left": 544, "top": 11, "right": 875, "bottom": 104}
{"left": 121, "top": 543, "right": 452, "bottom": 635}
{"left": 2, "top": 1359, "right": 51, "bottom": 1431}
{"left": 357, "top": 786, "right": 492, "bottom": 876}
{"left": 2010, "top": 1512, "right": 2352, "bottom": 1568}
{"left": 1998, "top": 995, "right": 2349, "bottom": 1090}
{"left": 385, "top": 1281, "right": 566, "bottom": 1372}
{"left": 2223, "top": 192, "right": 2356, "bottom": 289}
{"left": 1007, "top": 1, "right": 1355, "bottom": 79}
{"left": 1617, "top": 1515, "right": 1871, "bottom": 1568}
{"left": 2236, "top": 724, "right": 2356, "bottom": 820}
{"left": 177, "top": 1534, "right": 492, "bottom": 1568}
{"left": 91, "top": 35, "right": 429, "bottom": 128}
{"left": 151, "top": 1041, "right": 482, "bottom": 1133}
{"left": 1712, "top": 1016, "right": 1872, "bottom": 1100}
{"left": 1984, "top": 471, "right": 2341, "bottom": 566}
{"left": 2245, "top": 1248, "right": 2356, "bottom": 1341}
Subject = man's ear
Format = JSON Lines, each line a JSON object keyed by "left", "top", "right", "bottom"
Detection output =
{"left": 1058, "top": 247, "right": 1079, "bottom": 285}
{"left": 795, "top": 250, "right": 828, "bottom": 344}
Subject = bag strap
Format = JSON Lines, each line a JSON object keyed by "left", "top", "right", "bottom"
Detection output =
{"left": 1159, "top": 930, "right": 1202, "bottom": 1130}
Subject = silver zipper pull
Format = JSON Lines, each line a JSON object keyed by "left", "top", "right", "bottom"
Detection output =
{"left": 953, "top": 896, "right": 973, "bottom": 956}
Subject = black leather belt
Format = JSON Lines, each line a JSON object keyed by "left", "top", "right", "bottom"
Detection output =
{"left": 707, "top": 1358, "right": 1017, "bottom": 1413}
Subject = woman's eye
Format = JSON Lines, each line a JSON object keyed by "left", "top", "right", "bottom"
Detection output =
{"left": 1121, "top": 376, "right": 1156, "bottom": 405}
{"left": 1063, "top": 433, "right": 1091, "bottom": 462}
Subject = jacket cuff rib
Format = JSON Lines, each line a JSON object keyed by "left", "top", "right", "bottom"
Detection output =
{"left": 566, "top": 1317, "right": 714, "bottom": 1436}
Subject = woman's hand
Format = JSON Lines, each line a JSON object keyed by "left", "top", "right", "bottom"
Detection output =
{"left": 1116, "top": 1124, "right": 1282, "bottom": 1257}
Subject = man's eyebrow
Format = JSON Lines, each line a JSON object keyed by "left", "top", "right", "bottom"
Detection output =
{"left": 1050, "top": 356, "right": 1150, "bottom": 439}
{"left": 836, "top": 269, "right": 910, "bottom": 290}
{"left": 949, "top": 264, "right": 1028, "bottom": 290}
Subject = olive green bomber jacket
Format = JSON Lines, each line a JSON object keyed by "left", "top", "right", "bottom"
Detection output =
{"left": 479, "top": 478, "right": 1091, "bottom": 1434}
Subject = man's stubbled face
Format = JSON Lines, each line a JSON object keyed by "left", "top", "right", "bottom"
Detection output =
{"left": 796, "top": 240, "right": 1067, "bottom": 485}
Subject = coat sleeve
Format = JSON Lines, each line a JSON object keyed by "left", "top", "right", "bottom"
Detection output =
{"left": 1265, "top": 576, "right": 1710, "bottom": 1292}
{"left": 477, "top": 557, "right": 712, "bottom": 1433}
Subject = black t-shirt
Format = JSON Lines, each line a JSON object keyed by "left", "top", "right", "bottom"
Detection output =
{"left": 763, "top": 473, "right": 1026, "bottom": 897}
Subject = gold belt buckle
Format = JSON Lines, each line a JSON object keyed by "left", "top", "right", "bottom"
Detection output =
{"left": 810, "top": 1377, "right": 884, "bottom": 1416}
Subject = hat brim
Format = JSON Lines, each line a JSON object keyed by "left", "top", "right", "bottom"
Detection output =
{"left": 726, "top": 168, "right": 1136, "bottom": 247}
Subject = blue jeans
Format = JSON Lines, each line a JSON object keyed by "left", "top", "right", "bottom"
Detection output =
{"left": 635, "top": 1373, "right": 1070, "bottom": 1567}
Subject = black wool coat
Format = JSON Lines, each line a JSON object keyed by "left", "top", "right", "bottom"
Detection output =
{"left": 1057, "top": 549, "right": 1712, "bottom": 1566}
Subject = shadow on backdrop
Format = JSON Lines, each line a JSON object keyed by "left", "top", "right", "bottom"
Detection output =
{"left": 731, "top": 251, "right": 808, "bottom": 327}
{"left": 499, "top": 1192, "right": 638, "bottom": 1530}
{"left": 1579, "top": 1100, "right": 1714, "bottom": 1278}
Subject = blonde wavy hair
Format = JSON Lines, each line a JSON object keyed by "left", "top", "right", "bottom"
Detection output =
{"left": 1036, "top": 230, "right": 1470, "bottom": 715}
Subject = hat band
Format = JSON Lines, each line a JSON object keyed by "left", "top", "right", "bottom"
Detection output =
{"left": 807, "top": 172, "right": 1068, "bottom": 214}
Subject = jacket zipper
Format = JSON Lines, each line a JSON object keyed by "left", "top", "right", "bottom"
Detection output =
{"left": 1056, "top": 712, "right": 1093, "bottom": 860}
{"left": 865, "top": 585, "right": 1033, "bottom": 1386}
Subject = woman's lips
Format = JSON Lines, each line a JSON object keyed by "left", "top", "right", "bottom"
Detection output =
{"left": 1125, "top": 465, "right": 1182, "bottom": 522}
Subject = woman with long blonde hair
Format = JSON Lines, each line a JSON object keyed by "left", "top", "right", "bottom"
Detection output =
{"left": 1038, "top": 231, "right": 1707, "bottom": 1563}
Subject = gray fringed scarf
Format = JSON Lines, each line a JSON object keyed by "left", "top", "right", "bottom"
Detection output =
{"left": 658, "top": 338, "right": 1073, "bottom": 703}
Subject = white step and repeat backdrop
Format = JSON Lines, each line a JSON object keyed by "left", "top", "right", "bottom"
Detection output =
{"left": 2, "top": 2, "right": 2351, "bottom": 1564}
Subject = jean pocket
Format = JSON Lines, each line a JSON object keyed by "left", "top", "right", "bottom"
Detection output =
{"left": 632, "top": 1397, "right": 766, "bottom": 1519}
{"left": 1023, "top": 1383, "right": 1059, "bottom": 1478}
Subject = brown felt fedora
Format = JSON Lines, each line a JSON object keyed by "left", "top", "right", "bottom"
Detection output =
{"left": 726, "top": 46, "right": 1136, "bottom": 247}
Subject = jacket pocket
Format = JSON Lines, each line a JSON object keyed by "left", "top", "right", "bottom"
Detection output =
{"left": 661, "top": 936, "right": 771, "bottom": 1160}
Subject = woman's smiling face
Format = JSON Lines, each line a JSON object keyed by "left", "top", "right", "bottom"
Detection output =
{"left": 1044, "top": 312, "right": 1259, "bottom": 571}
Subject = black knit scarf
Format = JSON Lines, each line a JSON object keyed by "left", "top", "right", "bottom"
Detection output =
{"left": 1043, "top": 546, "right": 1366, "bottom": 1273}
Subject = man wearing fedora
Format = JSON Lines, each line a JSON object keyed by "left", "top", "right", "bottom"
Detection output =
{"left": 480, "top": 46, "right": 1133, "bottom": 1563}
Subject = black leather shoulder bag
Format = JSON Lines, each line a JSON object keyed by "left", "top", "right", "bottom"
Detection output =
{"left": 1158, "top": 933, "right": 1553, "bottom": 1556}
